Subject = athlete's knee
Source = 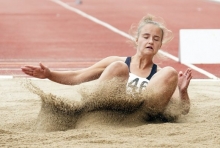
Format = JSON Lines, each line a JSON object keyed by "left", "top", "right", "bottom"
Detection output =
{"left": 108, "top": 61, "right": 129, "bottom": 77}
{"left": 161, "top": 66, "right": 178, "bottom": 83}
{"left": 98, "top": 61, "right": 129, "bottom": 81}
{"left": 163, "top": 66, "right": 177, "bottom": 75}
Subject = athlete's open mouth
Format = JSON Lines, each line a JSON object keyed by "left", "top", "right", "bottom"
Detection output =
{"left": 146, "top": 46, "right": 153, "bottom": 50}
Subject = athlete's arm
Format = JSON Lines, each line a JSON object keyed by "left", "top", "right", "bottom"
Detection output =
{"left": 171, "top": 68, "right": 192, "bottom": 115}
{"left": 21, "top": 56, "right": 125, "bottom": 85}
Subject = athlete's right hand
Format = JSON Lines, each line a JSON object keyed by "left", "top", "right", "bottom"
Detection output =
{"left": 21, "top": 63, "right": 51, "bottom": 79}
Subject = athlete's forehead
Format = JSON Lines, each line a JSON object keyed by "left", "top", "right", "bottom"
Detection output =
{"left": 140, "top": 24, "right": 163, "bottom": 37}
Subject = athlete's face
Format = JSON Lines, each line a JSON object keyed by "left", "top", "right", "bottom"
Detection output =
{"left": 136, "top": 24, "right": 163, "bottom": 56}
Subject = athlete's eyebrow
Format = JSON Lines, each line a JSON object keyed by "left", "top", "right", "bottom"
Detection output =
{"left": 142, "top": 33, "right": 161, "bottom": 39}
{"left": 142, "top": 33, "right": 150, "bottom": 36}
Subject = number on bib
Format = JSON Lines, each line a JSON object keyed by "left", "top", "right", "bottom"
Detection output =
{"left": 127, "top": 78, "right": 139, "bottom": 92}
{"left": 139, "top": 81, "right": 148, "bottom": 93}
{"left": 127, "top": 78, "right": 148, "bottom": 93}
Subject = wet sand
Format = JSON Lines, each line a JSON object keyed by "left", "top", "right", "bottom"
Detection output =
{"left": 0, "top": 78, "right": 220, "bottom": 147}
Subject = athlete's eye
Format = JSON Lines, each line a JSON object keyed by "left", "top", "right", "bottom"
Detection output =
{"left": 154, "top": 37, "right": 160, "bottom": 41}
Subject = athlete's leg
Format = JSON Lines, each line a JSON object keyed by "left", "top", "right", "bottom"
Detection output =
{"left": 98, "top": 61, "right": 129, "bottom": 82}
{"left": 141, "top": 66, "right": 178, "bottom": 115}
{"left": 81, "top": 61, "right": 143, "bottom": 112}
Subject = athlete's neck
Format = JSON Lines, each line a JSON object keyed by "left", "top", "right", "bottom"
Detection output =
{"left": 131, "top": 55, "right": 153, "bottom": 70}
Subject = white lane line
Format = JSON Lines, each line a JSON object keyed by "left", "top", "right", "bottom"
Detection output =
{"left": 51, "top": 0, "right": 132, "bottom": 40}
{"left": 0, "top": 75, "right": 13, "bottom": 79}
{"left": 51, "top": 0, "right": 219, "bottom": 80}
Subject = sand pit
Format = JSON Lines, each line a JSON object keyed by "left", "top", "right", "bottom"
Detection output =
{"left": 0, "top": 78, "right": 220, "bottom": 147}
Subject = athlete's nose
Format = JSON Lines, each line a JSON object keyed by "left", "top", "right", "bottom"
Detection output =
{"left": 148, "top": 37, "right": 154, "bottom": 44}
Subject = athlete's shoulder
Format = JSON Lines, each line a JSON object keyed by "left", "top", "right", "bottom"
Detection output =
{"left": 157, "top": 65, "right": 162, "bottom": 72}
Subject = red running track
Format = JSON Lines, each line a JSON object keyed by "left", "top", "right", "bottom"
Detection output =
{"left": 0, "top": 0, "right": 220, "bottom": 79}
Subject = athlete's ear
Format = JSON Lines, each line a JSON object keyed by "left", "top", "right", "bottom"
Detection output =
{"left": 135, "top": 38, "right": 138, "bottom": 45}
{"left": 159, "top": 42, "right": 162, "bottom": 49}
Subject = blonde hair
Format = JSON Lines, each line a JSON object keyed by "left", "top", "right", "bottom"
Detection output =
{"left": 129, "top": 14, "right": 173, "bottom": 47}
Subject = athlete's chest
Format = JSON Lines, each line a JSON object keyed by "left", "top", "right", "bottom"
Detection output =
{"left": 129, "top": 65, "right": 152, "bottom": 78}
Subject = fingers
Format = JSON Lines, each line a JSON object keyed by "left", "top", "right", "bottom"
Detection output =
{"left": 186, "top": 69, "right": 192, "bottom": 80}
{"left": 184, "top": 69, "right": 192, "bottom": 86}
{"left": 21, "top": 66, "right": 33, "bottom": 70}
{"left": 181, "top": 68, "right": 192, "bottom": 80}
{"left": 21, "top": 65, "right": 40, "bottom": 74}
{"left": 21, "top": 63, "right": 44, "bottom": 71}
{"left": 39, "top": 63, "right": 46, "bottom": 70}
{"left": 21, "top": 67, "right": 34, "bottom": 76}
{"left": 178, "top": 68, "right": 192, "bottom": 84}
{"left": 21, "top": 65, "right": 37, "bottom": 74}
{"left": 21, "top": 64, "right": 45, "bottom": 77}
{"left": 184, "top": 68, "right": 191, "bottom": 75}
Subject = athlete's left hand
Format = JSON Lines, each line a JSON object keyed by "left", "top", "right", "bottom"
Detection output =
{"left": 178, "top": 68, "right": 192, "bottom": 93}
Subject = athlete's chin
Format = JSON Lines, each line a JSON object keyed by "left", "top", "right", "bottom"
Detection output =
{"left": 141, "top": 52, "right": 155, "bottom": 56}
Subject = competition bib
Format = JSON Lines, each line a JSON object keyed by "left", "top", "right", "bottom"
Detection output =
{"left": 126, "top": 73, "right": 149, "bottom": 93}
